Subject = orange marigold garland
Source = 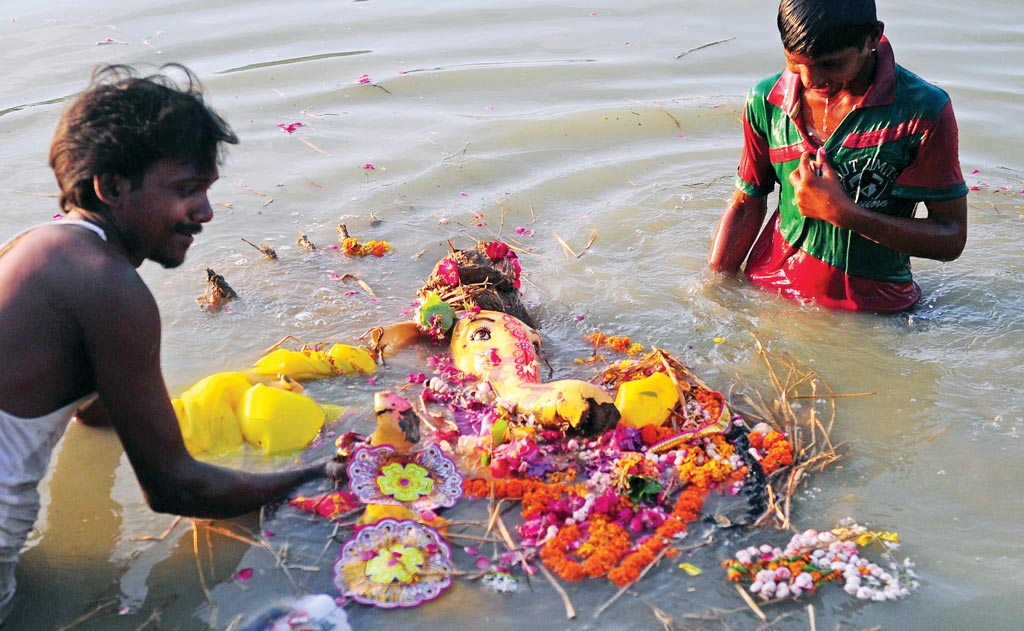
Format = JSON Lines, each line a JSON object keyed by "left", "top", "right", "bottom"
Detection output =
{"left": 586, "top": 331, "right": 644, "bottom": 356}
{"left": 579, "top": 517, "right": 632, "bottom": 579}
{"left": 439, "top": 342, "right": 799, "bottom": 594}
{"left": 342, "top": 236, "right": 392, "bottom": 257}
{"left": 757, "top": 430, "right": 795, "bottom": 473}
{"left": 539, "top": 523, "right": 587, "bottom": 582}
{"left": 338, "top": 224, "right": 391, "bottom": 257}
{"left": 456, "top": 424, "right": 797, "bottom": 589}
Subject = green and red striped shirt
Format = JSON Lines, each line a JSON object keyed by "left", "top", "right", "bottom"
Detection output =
{"left": 735, "top": 37, "right": 967, "bottom": 311}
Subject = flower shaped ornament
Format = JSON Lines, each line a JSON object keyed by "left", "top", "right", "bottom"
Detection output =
{"left": 347, "top": 444, "right": 463, "bottom": 512}
{"left": 334, "top": 519, "right": 454, "bottom": 608}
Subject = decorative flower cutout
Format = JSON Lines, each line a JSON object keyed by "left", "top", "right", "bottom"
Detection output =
{"left": 365, "top": 543, "right": 425, "bottom": 584}
{"left": 377, "top": 462, "right": 434, "bottom": 502}
{"left": 347, "top": 445, "right": 463, "bottom": 512}
{"left": 334, "top": 519, "right": 453, "bottom": 608}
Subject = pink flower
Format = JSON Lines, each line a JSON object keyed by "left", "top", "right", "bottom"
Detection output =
{"left": 234, "top": 567, "right": 254, "bottom": 582}
{"left": 490, "top": 458, "right": 511, "bottom": 478}
{"left": 277, "top": 121, "right": 304, "bottom": 134}
{"left": 485, "top": 240, "right": 510, "bottom": 262}
{"left": 357, "top": 74, "right": 372, "bottom": 84}
{"left": 509, "top": 255, "right": 522, "bottom": 289}
{"left": 408, "top": 373, "right": 427, "bottom": 384}
{"left": 476, "top": 556, "right": 491, "bottom": 570}
{"left": 437, "top": 257, "right": 460, "bottom": 285}
{"left": 971, "top": 168, "right": 980, "bottom": 174}
{"left": 362, "top": 162, "right": 376, "bottom": 170}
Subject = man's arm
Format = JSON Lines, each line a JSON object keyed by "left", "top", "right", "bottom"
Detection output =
{"left": 789, "top": 153, "right": 967, "bottom": 261}
{"left": 708, "top": 190, "right": 769, "bottom": 273}
{"left": 77, "top": 268, "right": 329, "bottom": 519}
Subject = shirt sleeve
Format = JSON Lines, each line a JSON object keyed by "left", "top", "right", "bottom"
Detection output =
{"left": 734, "top": 92, "right": 778, "bottom": 198}
{"left": 892, "top": 100, "right": 969, "bottom": 201}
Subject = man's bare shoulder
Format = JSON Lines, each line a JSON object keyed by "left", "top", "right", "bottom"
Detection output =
{"left": 0, "top": 223, "right": 159, "bottom": 414}
{"left": 0, "top": 222, "right": 156, "bottom": 317}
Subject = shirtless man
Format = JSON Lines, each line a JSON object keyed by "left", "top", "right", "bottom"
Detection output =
{"left": 0, "top": 64, "right": 336, "bottom": 622}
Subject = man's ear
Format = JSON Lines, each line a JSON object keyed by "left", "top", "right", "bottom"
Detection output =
{"left": 869, "top": 22, "right": 885, "bottom": 50}
{"left": 93, "top": 173, "right": 128, "bottom": 207}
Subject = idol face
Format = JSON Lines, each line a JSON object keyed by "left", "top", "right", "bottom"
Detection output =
{"left": 450, "top": 311, "right": 542, "bottom": 384}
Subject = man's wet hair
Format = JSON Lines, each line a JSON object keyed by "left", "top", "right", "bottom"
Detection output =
{"left": 49, "top": 63, "right": 238, "bottom": 213}
{"left": 777, "top": 0, "right": 880, "bottom": 58}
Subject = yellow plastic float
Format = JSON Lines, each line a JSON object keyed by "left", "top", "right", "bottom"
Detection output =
{"left": 614, "top": 371, "right": 681, "bottom": 429}
{"left": 170, "top": 343, "right": 377, "bottom": 456}
{"left": 237, "top": 383, "right": 327, "bottom": 455}
{"left": 250, "top": 344, "right": 376, "bottom": 381}
{"left": 174, "top": 372, "right": 252, "bottom": 455}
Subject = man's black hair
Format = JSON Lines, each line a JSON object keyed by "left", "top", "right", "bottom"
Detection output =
{"left": 49, "top": 63, "right": 238, "bottom": 213}
{"left": 778, "top": 0, "right": 880, "bottom": 57}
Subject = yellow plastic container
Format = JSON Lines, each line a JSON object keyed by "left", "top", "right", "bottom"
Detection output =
{"left": 614, "top": 371, "right": 681, "bottom": 429}
{"left": 173, "top": 371, "right": 252, "bottom": 455}
{"left": 237, "top": 383, "right": 326, "bottom": 454}
{"left": 251, "top": 348, "right": 336, "bottom": 381}
{"left": 326, "top": 343, "right": 377, "bottom": 375}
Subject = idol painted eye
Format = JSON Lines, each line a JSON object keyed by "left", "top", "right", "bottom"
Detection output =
{"left": 469, "top": 327, "right": 491, "bottom": 341}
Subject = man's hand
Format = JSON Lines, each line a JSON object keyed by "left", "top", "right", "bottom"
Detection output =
{"left": 789, "top": 151, "right": 852, "bottom": 228}
{"left": 787, "top": 151, "right": 967, "bottom": 260}
{"left": 325, "top": 459, "right": 348, "bottom": 483}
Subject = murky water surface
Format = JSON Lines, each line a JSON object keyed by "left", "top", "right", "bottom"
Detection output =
{"left": 2, "top": 1, "right": 1022, "bottom": 629}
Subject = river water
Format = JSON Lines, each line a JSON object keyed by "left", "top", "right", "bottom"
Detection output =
{"left": 1, "top": 1, "right": 1022, "bottom": 629}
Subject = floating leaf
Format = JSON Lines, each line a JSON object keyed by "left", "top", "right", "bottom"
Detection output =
{"left": 677, "top": 563, "right": 702, "bottom": 577}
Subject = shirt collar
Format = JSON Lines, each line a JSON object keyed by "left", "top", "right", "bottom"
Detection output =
{"left": 768, "top": 35, "right": 896, "bottom": 117}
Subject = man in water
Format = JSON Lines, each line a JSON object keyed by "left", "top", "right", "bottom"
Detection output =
{"left": 708, "top": 0, "right": 968, "bottom": 312}
{"left": 0, "top": 64, "right": 337, "bottom": 623}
